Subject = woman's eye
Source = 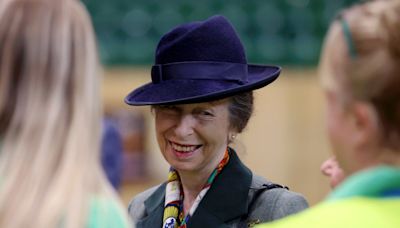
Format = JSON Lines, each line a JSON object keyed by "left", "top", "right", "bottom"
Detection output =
{"left": 199, "top": 110, "right": 214, "bottom": 117}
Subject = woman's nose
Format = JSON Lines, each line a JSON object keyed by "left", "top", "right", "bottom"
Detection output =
{"left": 174, "top": 115, "right": 195, "bottom": 137}
{"left": 320, "top": 159, "right": 333, "bottom": 176}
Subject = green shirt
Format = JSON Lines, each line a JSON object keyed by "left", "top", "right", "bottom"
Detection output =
{"left": 88, "top": 196, "right": 130, "bottom": 228}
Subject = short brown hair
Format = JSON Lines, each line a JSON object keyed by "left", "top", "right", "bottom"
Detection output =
{"left": 228, "top": 91, "right": 254, "bottom": 133}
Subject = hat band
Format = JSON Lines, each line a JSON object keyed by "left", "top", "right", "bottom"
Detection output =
{"left": 151, "top": 61, "right": 249, "bottom": 84}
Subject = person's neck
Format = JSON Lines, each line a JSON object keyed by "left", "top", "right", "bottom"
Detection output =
{"left": 347, "top": 149, "right": 400, "bottom": 176}
{"left": 179, "top": 168, "right": 212, "bottom": 214}
{"left": 177, "top": 147, "right": 228, "bottom": 214}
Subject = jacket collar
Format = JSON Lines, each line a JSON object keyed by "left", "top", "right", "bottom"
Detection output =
{"left": 137, "top": 149, "right": 252, "bottom": 228}
{"left": 136, "top": 182, "right": 166, "bottom": 228}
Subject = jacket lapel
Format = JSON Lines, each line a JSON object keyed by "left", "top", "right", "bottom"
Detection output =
{"left": 137, "top": 149, "right": 252, "bottom": 228}
{"left": 187, "top": 149, "right": 252, "bottom": 228}
{"left": 136, "top": 183, "right": 166, "bottom": 228}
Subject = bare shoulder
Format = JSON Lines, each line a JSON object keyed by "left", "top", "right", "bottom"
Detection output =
{"left": 127, "top": 185, "right": 161, "bottom": 221}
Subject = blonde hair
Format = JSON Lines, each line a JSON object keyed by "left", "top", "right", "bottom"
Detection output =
{"left": 0, "top": 0, "right": 129, "bottom": 227}
{"left": 319, "top": 0, "right": 400, "bottom": 150}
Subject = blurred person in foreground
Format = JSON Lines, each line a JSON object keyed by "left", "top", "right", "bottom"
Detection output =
{"left": 258, "top": 0, "right": 400, "bottom": 227}
{"left": 125, "top": 15, "right": 308, "bottom": 228}
{"left": 0, "top": 0, "right": 130, "bottom": 227}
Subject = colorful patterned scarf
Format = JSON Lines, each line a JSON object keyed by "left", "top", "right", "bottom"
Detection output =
{"left": 162, "top": 148, "right": 230, "bottom": 228}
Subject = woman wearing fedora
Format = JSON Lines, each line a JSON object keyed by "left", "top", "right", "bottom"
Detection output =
{"left": 126, "top": 15, "right": 308, "bottom": 228}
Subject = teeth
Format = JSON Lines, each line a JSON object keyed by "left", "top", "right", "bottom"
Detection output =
{"left": 171, "top": 143, "right": 196, "bottom": 152}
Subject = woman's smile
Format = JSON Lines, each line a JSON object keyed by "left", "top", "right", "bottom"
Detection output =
{"left": 168, "top": 140, "right": 203, "bottom": 159}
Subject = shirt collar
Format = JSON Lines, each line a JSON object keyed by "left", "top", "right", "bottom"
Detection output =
{"left": 328, "top": 166, "right": 400, "bottom": 201}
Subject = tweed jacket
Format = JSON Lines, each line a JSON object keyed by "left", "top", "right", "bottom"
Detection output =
{"left": 128, "top": 151, "right": 308, "bottom": 228}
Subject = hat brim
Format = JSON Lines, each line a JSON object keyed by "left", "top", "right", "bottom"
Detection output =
{"left": 125, "top": 64, "right": 280, "bottom": 106}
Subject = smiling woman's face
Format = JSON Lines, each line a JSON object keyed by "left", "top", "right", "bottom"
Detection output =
{"left": 154, "top": 99, "right": 232, "bottom": 175}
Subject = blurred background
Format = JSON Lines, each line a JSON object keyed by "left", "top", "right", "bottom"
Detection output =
{"left": 82, "top": 0, "right": 359, "bottom": 206}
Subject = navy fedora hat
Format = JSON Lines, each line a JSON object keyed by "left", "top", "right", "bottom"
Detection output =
{"left": 125, "top": 15, "right": 281, "bottom": 106}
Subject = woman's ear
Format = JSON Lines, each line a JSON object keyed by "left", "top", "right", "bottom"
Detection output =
{"left": 227, "top": 130, "right": 238, "bottom": 143}
{"left": 350, "top": 102, "right": 380, "bottom": 150}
